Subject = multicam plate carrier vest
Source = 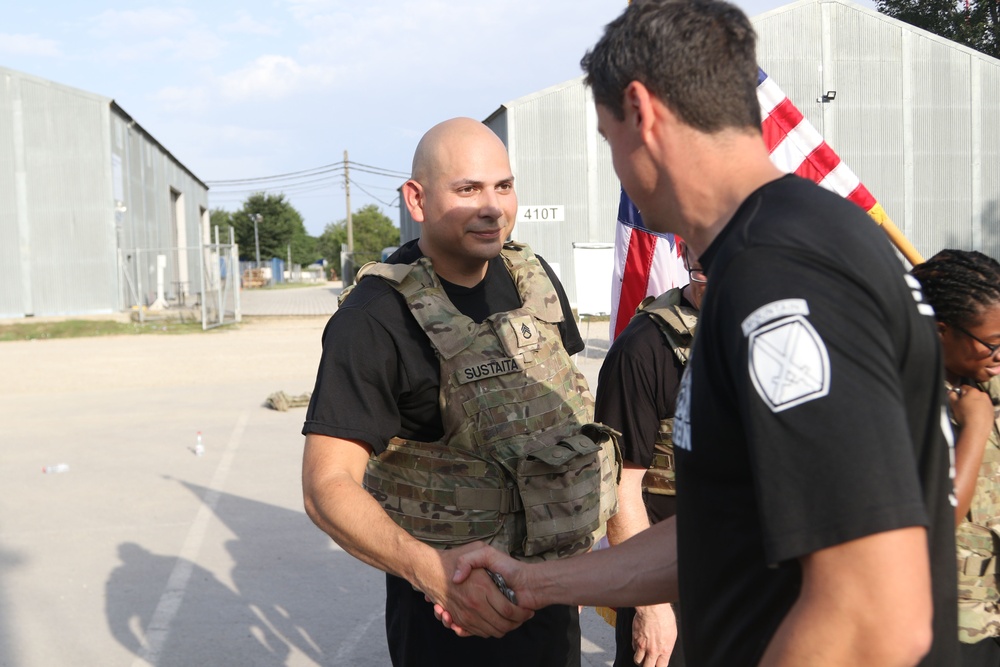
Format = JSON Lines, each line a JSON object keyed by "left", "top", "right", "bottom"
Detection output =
{"left": 359, "top": 242, "right": 622, "bottom": 562}
{"left": 633, "top": 288, "right": 697, "bottom": 497}
{"left": 956, "top": 375, "right": 1000, "bottom": 643}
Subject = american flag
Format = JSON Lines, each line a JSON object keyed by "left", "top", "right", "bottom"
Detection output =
{"left": 609, "top": 67, "right": 899, "bottom": 340}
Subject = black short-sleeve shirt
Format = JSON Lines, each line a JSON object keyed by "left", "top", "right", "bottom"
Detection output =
{"left": 673, "top": 176, "right": 957, "bottom": 666}
{"left": 596, "top": 303, "right": 691, "bottom": 524}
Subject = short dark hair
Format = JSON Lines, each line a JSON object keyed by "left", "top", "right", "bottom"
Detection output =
{"left": 910, "top": 249, "right": 1000, "bottom": 328}
{"left": 581, "top": 0, "right": 761, "bottom": 133}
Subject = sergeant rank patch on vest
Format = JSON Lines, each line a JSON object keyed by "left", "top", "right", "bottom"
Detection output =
{"left": 505, "top": 315, "right": 539, "bottom": 348}
{"left": 744, "top": 299, "right": 830, "bottom": 413}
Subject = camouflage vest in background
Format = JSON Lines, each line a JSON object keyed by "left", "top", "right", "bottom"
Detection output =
{"left": 956, "top": 375, "right": 1000, "bottom": 643}
{"left": 360, "top": 242, "right": 622, "bottom": 562}
{"left": 633, "top": 288, "right": 698, "bottom": 497}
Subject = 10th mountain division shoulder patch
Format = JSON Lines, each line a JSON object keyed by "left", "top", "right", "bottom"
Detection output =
{"left": 747, "top": 313, "right": 830, "bottom": 413}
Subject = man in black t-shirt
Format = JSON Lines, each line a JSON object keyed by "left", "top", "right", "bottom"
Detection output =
{"left": 596, "top": 245, "right": 704, "bottom": 667}
{"left": 441, "top": 2, "right": 958, "bottom": 665}
{"left": 301, "top": 117, "right": 589, "bottom": 667}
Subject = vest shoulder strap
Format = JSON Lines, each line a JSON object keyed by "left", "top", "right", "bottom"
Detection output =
{"left": 500, "top": 242, "right": 563, "bottom": 324}
{"left": 637, "top": 288, "right": 698, "bottom": 365}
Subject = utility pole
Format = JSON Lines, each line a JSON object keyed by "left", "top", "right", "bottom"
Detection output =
{"left": 344, "top": 149, "right": 353, "bottom": 252}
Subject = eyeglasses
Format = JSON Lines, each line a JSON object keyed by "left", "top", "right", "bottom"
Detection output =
{"left": 954, "top": 324, "right": 1000, "bottom": 357}
{"left": 682, "top": 251, "right": 706, "bottom": 284}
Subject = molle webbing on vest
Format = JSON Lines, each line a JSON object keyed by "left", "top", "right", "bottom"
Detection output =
{"left": 957, "top": 376, "right": 1000, "bottom": 641}
{"left": 642, "top": 419, "right": 677, "bottom": 496}
{"left": 363, "top": 243, "right": 621, "bottom": 561}
{"left": 634, "top": 288, "right": 697, "bottom": 496}
{"left": 364, "top": 438, "right": 517, "bottom": 545}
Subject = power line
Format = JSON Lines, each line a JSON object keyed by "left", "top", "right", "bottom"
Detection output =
{"left": 204, "top": 163, "right": 342, "bottom": 185}
{"left": 348, "top": 161, "right": 410, "bottom": 178}
{"left": 350, "top": 179, "right": 401, "bottom": 193}
{"left": 349, "top": 178, "right": 400, "bottom": 208}
{"left": 205, "top": 159, "right": 407, "bottom": 187}
{"left": 206, "top": 157, "right": 405, "bottom": 213}
{"left": 207, "top": 173, "right": 344, "bottom": 196}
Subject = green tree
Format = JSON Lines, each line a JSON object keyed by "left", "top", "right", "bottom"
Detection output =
{"left": 209, "top": 208, "right": 233, "bottom": 242}
{"left": 317, "top": 204, "right": 400, "bottom": 276}
{"left": 876, "top": 0, "right": 999, "bottom": 58}
{"left": 231, "top": 192, "right": 317, "bottom": 265}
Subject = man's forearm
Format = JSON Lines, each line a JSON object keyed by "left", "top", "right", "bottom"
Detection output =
{"left": 528, "top": 516, "right": 679, "bottom": 609}
{"left": 302, "top": 443, "right": 436, "bottom": 585}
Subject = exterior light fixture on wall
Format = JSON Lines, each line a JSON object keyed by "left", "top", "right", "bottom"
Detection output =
{"left": 817, "top": 90, "right": 837, "bottom": 103}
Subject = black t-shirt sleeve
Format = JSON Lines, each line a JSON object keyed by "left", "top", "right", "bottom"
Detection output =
{"left": 537, "top": 255, "right": 585, "bottom": 356}
{"left": 714, "top": 247, "right": 928, "bottom": 565}
{"left": 302, "top": 304, "right": 404, "bottom": 451}
{"left": 302, "top": 276, "right": 443, "bottom": 453}
{"left": 595, "top": 315, "right": 681, "bottom": 467}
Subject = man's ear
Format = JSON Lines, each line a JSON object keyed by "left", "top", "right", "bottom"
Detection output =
{"left": 936, "top": 321, "right": 948, "bottom": 339}
{"left": 402, "top": 179, "right": 425, "bottom": 223}
{"left": 623, "top": 80, "right": 655, "bottom": 136}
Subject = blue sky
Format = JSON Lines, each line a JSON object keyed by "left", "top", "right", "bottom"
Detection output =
{"left": 1, "top": 0, "right": 875, "bottom": 237}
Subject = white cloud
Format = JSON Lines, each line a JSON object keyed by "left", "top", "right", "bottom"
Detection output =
{"left": 150, "top": 84, "right": 212, "bottom": 113}
{"left": 288, "top": 1, "right": 558, "bottom": 89}
{"left": 218, "top": 55, "right": 341, "bottom": 101}
{"left": 0, "top": 33, "right": 61, "bottom": 57}
{"left": 85, "top": 7, "right": 226, "bottom": 62}
{"left": 87, "top": 8, "right": 198, "bottom": 38}
{"left": 220, "top": 12, "right": 281, "bottom": 37}
{"left": 284, "top": 0, "right": 340, "bottom": 22}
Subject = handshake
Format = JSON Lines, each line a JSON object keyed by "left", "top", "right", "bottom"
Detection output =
{"left": 427, "top": 542, "right": 542, "bottom": 639}
{"left": 426, "top": 518, "right": 678, "bottom": 638}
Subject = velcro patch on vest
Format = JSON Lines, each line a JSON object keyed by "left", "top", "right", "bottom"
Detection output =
{"left": 506, "top": 316, "right": 540, "bottom": 349}
{"left": 456, "top": 356, "right": 525, "bottom": 385}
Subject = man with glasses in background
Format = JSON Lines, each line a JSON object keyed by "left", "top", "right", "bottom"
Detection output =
{"left": 595, "top": 241, "right": 704, "bottom": 667}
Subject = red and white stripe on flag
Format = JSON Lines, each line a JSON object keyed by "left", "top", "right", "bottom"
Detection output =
{"left": 609, "top": 191, "right": 687, "bottom": 340}
{"left": 609, "top": 67, "right": 887, "bottom": 341}
{"left": 757, "top": 68, "right": 878, "bottom": 213}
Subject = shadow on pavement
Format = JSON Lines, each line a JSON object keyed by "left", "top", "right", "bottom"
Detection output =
{"left": 0, "top": 536, "right": 24, "bottom": 667}
{"left": 105, "top": 481, "right": 390, "bottom": 666}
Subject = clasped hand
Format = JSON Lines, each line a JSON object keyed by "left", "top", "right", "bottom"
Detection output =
{"left": 429, "top": 542, "right": 538, "bottom": 638}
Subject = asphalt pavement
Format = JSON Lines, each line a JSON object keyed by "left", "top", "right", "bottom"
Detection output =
{"left": 0, "top": 282, "right": 617, "bottom": 667}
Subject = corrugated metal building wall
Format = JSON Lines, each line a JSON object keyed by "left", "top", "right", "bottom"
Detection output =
{"left": 399, "top": 0, "right": 1000, "bottom": 309}
{"left": 111, "top": 103, "right": 209, "bottom": 311}
{"left": 486, "top": 78, "right": 618, "bottom": 289}
{"left": 0, "top": 66, "right": 208, "bottom": 318}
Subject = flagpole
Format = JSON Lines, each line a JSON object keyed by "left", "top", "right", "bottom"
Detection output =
{"left": 866, "top": 203, "right": 924, "bottom": 266}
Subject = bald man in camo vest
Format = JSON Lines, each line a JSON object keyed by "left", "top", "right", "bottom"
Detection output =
{"left": 301, "top": 117, "right": 621, "bottom": 667}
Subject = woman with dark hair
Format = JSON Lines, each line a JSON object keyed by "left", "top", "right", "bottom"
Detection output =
{"left": 912, "top": 249, "right": 1000, "bottom": 664}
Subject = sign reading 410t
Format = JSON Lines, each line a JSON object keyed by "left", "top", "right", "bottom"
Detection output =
{"left": 516, "top": 205, "right": 565, "bottom": 223}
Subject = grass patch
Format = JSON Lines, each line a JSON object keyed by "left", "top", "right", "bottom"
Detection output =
{"left": 0, "top": 319, "right": 214, "bottom": 342}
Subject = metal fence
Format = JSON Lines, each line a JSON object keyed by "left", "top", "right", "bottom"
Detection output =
{"left": 118, "top": 236, "right": 240, "bottom": 330}
{"left": 201, "top": 242, "right": 240, "bottom": 330}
